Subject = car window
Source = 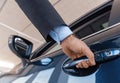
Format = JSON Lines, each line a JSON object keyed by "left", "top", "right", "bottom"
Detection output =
{"left": 76, "top": 12, "right": 109, "bottom": 39}
{"left": 45, "top": 44, "right": 61, "bottom": 55}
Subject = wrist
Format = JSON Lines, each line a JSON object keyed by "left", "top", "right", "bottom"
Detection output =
{"left": 61, "top": 34, "right": 74, "bottom": 45}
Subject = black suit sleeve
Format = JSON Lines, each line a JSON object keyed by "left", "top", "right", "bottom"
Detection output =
{"left": 15, "top": 0, "right": 66, "bottom": 41}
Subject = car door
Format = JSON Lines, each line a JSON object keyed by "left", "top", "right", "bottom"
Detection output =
{"left": 60, "top": 0, "right": 120, "bottom": 83}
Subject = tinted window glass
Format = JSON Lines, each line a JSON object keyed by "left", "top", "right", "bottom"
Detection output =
{"left": 76, "top": 12, "right": 109, "bottom": 39}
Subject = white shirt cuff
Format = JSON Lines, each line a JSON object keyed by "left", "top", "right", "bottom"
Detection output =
{"left": 49, "top": 26, "right": 73, "bottom": 44}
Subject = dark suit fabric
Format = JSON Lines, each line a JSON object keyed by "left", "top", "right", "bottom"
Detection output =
{"left": 16, "top": 0, "right": 66, "bottom": 41}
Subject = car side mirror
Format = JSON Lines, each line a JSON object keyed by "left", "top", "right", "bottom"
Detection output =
{"left": 8, "top": 35, "right": 33, "bottom": 59}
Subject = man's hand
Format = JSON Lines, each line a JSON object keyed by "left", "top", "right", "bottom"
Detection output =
{"left": 61, "top": 35, "right": 96, "bottom": 68}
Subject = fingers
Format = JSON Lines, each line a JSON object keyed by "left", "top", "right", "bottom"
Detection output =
{"left": 75, "top": 42, "right": 96, "bottom": 68}
{"left": 76, "top": 49, "right": 96, "bottom": 69}
{"left": 83, "top": 47, "right": 96, "bottom": 66}
{"left": 61, "top": 35, "right": 96, "bottom": 69}
{"left": 76, "top": 60, "right": 89, "bottom": 68}
{"left": 63, "top": 44, "right": 96, "bottom": 69}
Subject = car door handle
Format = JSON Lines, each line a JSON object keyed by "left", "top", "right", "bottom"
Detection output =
{"left": 62, "top": 48, "right": 120, "bottom": 76}
{"left": 63, "top": 48, "right": 120, "bottom": 69}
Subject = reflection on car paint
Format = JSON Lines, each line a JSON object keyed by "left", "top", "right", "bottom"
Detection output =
{"left": 13, "top": 68, "right": 54, "bottom": 83}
